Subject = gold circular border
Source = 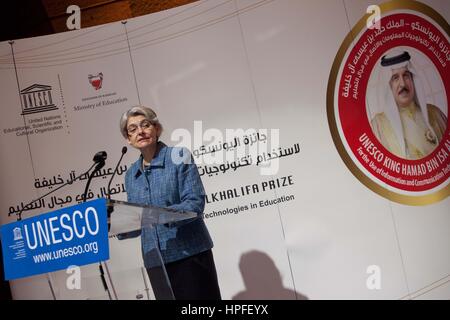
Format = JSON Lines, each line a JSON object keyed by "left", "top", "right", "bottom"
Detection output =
{"left": 327, "top": 0, "right": 450, "bottom": 205}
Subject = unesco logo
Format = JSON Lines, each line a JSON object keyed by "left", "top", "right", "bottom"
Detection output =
{"left": 20, "top": 84, "right": 58, "bottom": 115}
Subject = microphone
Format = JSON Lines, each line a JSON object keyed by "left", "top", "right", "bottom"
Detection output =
{"left": 106, "top": 147, "right": 127, "bottom": 200}
{"left": 82, "top": 151, "right": 107, "bottom": 203}
{"left": 15, "top": 151, "right": 105, "bottom": 221}
{"left": 93, "top": 151, "right": 107, "bottom": 163}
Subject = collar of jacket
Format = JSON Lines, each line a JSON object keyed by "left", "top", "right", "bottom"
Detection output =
{"left": 132, "top": 141, "right": 167, "bottom": 178}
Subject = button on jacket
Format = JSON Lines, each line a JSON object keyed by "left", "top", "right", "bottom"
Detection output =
{"left": 125, "top": 142, "right": 213, "bottom": 267}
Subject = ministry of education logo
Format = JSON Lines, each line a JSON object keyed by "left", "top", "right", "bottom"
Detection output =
{"left": 88, "top": 72, "right": 103, "bottom": 90}
{"left": 327, "top": 0, "right": 449, "bottom": 205}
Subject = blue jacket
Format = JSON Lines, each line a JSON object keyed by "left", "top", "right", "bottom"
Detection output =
{"left": 124, "top": 142, "right": 213, "bottom": 267}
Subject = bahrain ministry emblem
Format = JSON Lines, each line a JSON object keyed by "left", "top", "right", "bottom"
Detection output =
{"left": 327, "top": 0, "right": 449, "bottom": 205}
{"left": 88, "top": 72, "right": 103, "bottom": 90}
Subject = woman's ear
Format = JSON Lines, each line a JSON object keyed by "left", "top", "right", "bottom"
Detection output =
{"left": 156, "top": 124, "right": 163, "bottom": 139}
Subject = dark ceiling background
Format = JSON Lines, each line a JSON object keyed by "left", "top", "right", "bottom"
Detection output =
{"left": 1, "top": 0, "right": 197, "bottom": 42}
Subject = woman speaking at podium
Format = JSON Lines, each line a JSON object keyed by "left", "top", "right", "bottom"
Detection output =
{"left": 119, "top": 105, "right": 221, "bottom": 300}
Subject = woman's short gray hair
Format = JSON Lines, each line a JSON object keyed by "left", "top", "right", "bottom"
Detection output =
{"left": 119, "top": 105, "right": 163, "bottom": 138}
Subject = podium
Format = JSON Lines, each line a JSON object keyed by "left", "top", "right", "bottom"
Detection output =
{"left": 46, "top": 199, "right": 197, "bottom": 300}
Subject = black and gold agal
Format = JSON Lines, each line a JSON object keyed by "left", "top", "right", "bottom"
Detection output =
{"left": 327, "top": 0, "right": 449, "bottom": 205}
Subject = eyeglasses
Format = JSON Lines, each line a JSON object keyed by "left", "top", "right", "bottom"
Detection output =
{"left": 127, "top": 119, "right": 154, "bottom": 135}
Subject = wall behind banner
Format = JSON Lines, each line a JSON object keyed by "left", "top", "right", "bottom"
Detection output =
{"left": 0, "top": 0, "right": 448, "bottom": 299}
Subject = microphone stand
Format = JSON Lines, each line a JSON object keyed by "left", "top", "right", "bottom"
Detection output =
{"left": 101, "top": 147, "right": 127, "bottom": 300}
{"left": 82, "top": 160, "right": 105, "bottom": 203}
{"left": 15, "top": 162, "right": 98, "bottom": 221}
{"left": 105, "top": 147, "right": 127, "bottom": 226}
{"left": 80, "top": 160, "right": 114, "bottom": 300}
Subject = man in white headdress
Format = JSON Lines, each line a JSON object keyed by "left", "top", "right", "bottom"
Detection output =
{"left": 369, "top": 50, "right": 447, "bottom": 159}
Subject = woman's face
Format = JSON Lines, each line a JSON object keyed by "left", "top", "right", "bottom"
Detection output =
{"left": 126, "top": 115, "right": 160, "bottom": 150}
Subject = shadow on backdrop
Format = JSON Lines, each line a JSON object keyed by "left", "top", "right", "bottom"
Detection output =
{"left": 232, "top": 250, "right": 308, "bottom": 300}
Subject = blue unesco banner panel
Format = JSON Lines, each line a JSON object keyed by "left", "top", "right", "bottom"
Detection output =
{"left": 0, "top": 198, "right": 109, "bottom": 280}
